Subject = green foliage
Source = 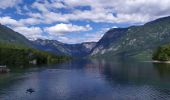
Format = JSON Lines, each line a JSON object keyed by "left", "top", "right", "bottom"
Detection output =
{"left": 92, "top": 16, "right": 170, "bottom": 60}
{"left": 0, "top": 24, "right": 32, "bottom": 46}
{"left": 0, "top": 24, "right": 70, "bottom": 66}
{"left": 152, "top": 44, "right": 170, "bottom": 61}
{"left": 0, "top": 42, "right": 70, "bottom": 66}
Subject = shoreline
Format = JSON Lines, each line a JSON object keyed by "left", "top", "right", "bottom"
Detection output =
{"left": 144, "top": 60, "right": 170, "bottom": 64}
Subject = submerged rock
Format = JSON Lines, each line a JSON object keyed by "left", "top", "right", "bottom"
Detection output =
{"left": 26, "top": 88, "right": 35, "bottom": 94}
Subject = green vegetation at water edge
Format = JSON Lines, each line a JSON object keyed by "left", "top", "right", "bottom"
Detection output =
{"left": 0, "top": 42, "right": 70, "bottom": 66}
{"left": 152, "top": 44, "right": 170, "bottom": 61}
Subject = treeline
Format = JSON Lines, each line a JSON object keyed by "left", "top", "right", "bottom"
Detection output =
{"left": 0, "top": 42, "right": 70, "bottom": 66}
{"left": 152, "top": 44, "right": 170, "bottom": 61}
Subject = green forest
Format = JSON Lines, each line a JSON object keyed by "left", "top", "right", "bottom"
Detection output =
{"left": 152, "top": 44, "right": 170, "bottom": 61}
{"left": 0, "top": 42, "right": 69, "bottom": 66}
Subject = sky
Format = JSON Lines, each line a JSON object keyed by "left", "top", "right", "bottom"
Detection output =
{"left": 0, "top": 0, "right": 170, "bottom": 44}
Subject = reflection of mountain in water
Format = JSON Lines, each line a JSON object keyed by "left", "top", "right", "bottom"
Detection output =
{"left": 1, "top": 59, "right": 170, "bottom": 100}
{"left": 83, "top": 59, "right": 170, "bottom": 86}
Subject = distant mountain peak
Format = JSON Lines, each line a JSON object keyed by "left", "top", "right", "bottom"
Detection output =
{"left": 33, "top": 39, "right": 96, "bottom": 57}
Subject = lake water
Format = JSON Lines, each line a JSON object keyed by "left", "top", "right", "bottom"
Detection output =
{"left": 0, "top": 58, "right": 170, "bottom": 100}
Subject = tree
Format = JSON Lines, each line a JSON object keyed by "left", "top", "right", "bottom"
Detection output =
{"left": 152, "top": 44, "right": 170, "bottom": 61}
{"left": 0, "top": 42, "right": 70, "bottom": 66}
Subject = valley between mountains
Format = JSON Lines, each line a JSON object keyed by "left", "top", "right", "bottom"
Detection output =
{"left": 1, "top": 16, "right": 170, "bottom": 60}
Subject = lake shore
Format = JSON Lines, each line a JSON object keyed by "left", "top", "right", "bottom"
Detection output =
{"left": 144, "top": 60, "right": 170, "bottom": 64}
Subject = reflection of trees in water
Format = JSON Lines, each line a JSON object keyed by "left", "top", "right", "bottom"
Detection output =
{"left": 153, "top": 63, "right": 170, "bottom": 80}
{"left": 61, "top": 58, "right": 170, "bottom": 86}
{"left": 90, "top": 59, "right": 170, "bottom": 86}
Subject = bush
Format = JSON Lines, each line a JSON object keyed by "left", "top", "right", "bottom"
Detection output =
{"left": 152, "top": 45, "right": 170, "bottom": 61}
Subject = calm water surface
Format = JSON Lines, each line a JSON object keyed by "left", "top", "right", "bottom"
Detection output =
{"left": 0, "top": 59, "right": 170, "bottom": 100}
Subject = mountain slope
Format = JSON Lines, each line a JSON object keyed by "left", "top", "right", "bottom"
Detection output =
{"left": 91, "top": 28, "right": 128, "bottom": 55}
{"left": 0, "top": 24, "right": 32, "bottom": 46}
{"left": 33, "top": 39, "right": 96, "bottom": 57}
{"left": 90, "top": 16, "right": 170, "bottom": 59}
{"left": 0, "top": 24, "right": 96, "bottom": 57}
{"left": 0, "top": 25, "right": 69, "bottom": 65}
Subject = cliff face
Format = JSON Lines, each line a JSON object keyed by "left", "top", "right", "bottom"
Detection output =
{"left": 90, "top": 16, "right": 170, "bottom": 59}
{"left": 33, "top": 39, "right": 96, "bottom": 57}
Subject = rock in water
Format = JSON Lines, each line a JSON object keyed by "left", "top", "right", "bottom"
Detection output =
{"left": 26, "top": 88, "right": 35, "bottom": 94}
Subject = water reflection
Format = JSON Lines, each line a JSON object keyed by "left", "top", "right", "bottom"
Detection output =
{"left": 0, "top": 58, "right": 170, "bottom": 100}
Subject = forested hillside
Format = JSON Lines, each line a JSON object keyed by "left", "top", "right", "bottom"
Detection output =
{"left": 90, "top": 16, "right": 170, "bottom": 60}
{"left": 0, "top": 42, "right": 69, "bottom": 66}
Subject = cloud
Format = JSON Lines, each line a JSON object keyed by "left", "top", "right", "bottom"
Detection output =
{"left": 62, "top": 0, "right": 170, "bottom": 23}
{"left": 57, "top": 33, "right": 104, "bottom": 44}
{"left": 32, "top": 1, "right": 49, "bottom": 13}
{"left": 0, "top": 16, "right": 41, "bottom": 26}
{"left": 1, "top": 0, "right": 170, "bottom": 43}
{"left": 0, "top": 16, "right": 23, "bottom": 26}
{"left": 30, "top": 0, "right": 170, "bottom": 24}
{"left": 84, "top": 28, "right": 107, "bottom": 42}
{"left": 27, "top": 12, "right": 42, "bottom": 18}
{"left": 19, "top": 18, "right": 42, "bottom": 25}
{"left": 44, "top": 23, "right": 92, "bottom": 35}
{"left": 32, "top": 0, "right": 66, "bottom": 13}
{"left": 0, "top": 0, "right": 22, "bottom": 9}
{"left": 2, "top": 0, "right": 170, "bottom": 25}
{"left": 57, "top": 28, "right": 106, "bottom": 44}
{"left": 0, "top": 16, "right": 44, "bottom": 40}
{"left": 14, "top": 26, "right": 44, "bottom": 40}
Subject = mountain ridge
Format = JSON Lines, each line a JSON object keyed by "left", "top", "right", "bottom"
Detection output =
{"left": 0, "top": 24, "right": 96, "bottom": 57}
{"left": 90, "top": 16, "right": 170, "bottom": 59}
{"left": 1, "top": 16, "right": 170, "bottom": 59}
{"left": 33, "top": 39, "right": 96, "bottom": 57}
{"left": 0, "top": 24, "right": 33, "bottom": 47}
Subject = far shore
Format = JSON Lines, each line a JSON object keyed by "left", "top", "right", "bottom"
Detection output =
{"left": 144, "top": 60, "right": 170, "bottom": 64}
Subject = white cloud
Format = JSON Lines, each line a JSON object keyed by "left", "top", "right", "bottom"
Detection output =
{"left": 0, "top": 16, "right": 41, "bottom": 26}
{"left": 84, "top": 28, "right": 107, "bottom": 42}
{"left": 57, "top": 28, "right": 106, "bottom": 44}
{"left": 57, "top": 33, "right": 103, "bottom": 44}
{"left": 2, "top": 0, "right": 170, "bottom": 25}
{"left": 0, "top": 16, "right": 23, "bottom": 26}
{"left": 14, "top": 26, "right": 44, "bottom": 40}
{"left": 44, "top": 23, "right": 92, "bottom": 35}
{"left": 32, "top": 0, "right": 66, "bottom": 13}
{"left": 30, "top": 0, "right": 170, "bottom": 24}
{"left": 27, "top": 12, "right": 42, "bottom": 18}
{"left": 32, "top": 1, "right": 49, "bottom": 13}
{"left": 19, "top": 18, "right": 42, "bottom": 25}
{"left": 0, "top": 14, "right": 43, "bottom": 40}
{"left": 0, "top": 16, "right": 44, "bottom": 40}
{"left": 0, "top": 0, "right": 22, "bottom": 9}
{"left": 61, "top": 0, "right": 170, "bottom": 24}
{"left": 16, "top": 6, "right": 22, "bottom": 15}
{"left": 2, "top": 0, "right": 170, "bottom": 43}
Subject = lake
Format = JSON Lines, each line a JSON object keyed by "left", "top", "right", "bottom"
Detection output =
{"left": 0, "top": 58, "right": 170, "bottom": 100}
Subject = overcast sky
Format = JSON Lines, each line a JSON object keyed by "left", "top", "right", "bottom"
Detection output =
{"left": 0, "top": 0, "right": 170, "bottom": 44}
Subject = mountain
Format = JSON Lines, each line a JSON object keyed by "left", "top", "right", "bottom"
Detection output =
{"left": 3, "top": 16, "right": 170, "bottom": 59}
{"left": 91, "top": 28, "right": 128, "bottom": 55}
{"left": 90, "top": 16, "right": 170, "bottom": 59}
{"left": 32, "top": 39, "right": 66, "bottom": 55}
{"left": 0, "top": 23, "right": 96, "bottom": 57}
{"left": 64, "top": 42, "right": 96, "bottom": 57}
{"left": 33, "top": 39, "right": 96, "bottom": 57}
{"left": 0, "top": 25, "right": 69, "bottom": 65}
{"left": 0, "top": 24, "right": 32, "bottom": 47}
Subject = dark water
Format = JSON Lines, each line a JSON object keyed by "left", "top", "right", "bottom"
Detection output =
{"left": 0, "top": 59, "right": 170, "bottom": 100}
